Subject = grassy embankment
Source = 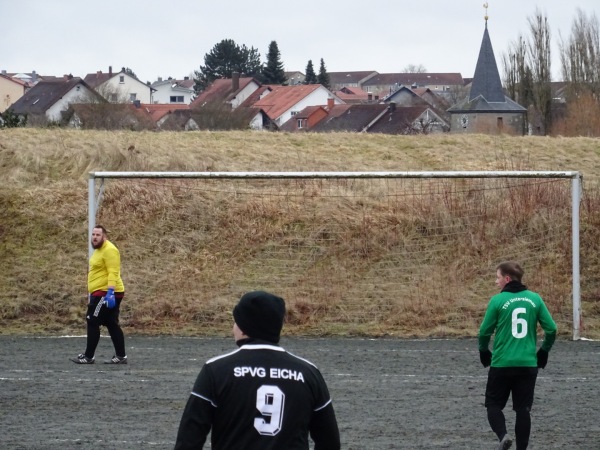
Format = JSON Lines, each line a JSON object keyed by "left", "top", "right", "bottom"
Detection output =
{"left": 1, "top": 129, "right": 599, "bottom": 338}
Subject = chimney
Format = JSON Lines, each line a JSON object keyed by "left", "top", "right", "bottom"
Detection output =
{"left": 232, "top": 71, "right": 240, "bottom": 91}
{"left": 109, "top": 66, "right": 113, "bottom": 76}
{"left": 158, "top": 77, "right": 162, "bottom": 82}
{"left": 327, "top": 97, "right": 334, "bottom": 110}
{"left": 184, "top": 76, "right": 189, "bottom": 80}
{"left": 31, "top": 70, "right": 37, "bottom": 82}
{"left": 389, "top": 101, "right": 396, "bottom": 112}
{"left": 1, "top": 69, "right": 6, "bottom": 75}
{"left": 97, "top": 70, "right": 102, "bottom": 76}
{"left": 367, "top": 93, "right": 373, "bottom": 101}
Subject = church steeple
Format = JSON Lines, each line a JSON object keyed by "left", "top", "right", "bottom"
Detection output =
{"left": 468, "top": 5, "right": 505, "bottom": 103}
{"left": 447, "top": 3, "right": 526, "bottom": 134}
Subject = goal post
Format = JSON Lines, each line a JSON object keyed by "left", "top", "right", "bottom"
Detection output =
{"left": 88, "top": 170, "right": 583, "bottom": 340}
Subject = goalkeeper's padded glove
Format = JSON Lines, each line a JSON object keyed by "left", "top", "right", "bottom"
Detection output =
{"left": 105, "top": 288, "right": 116, "bottom": 309}
{"left": 479, "top": 350, "right": 492, "bottom": 368}
{"left": 537, "top": 348, "right": 549, "bottom": 369}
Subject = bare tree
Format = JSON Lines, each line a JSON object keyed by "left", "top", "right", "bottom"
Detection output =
{"left": 445, "top": 84, "right": 470, "bottom": 107}
{"left": 502, "top": 35, "right": 533, "bottom": 106}
{"left": 527, "top": 8, "right": 553, "bottom": 134}
{"left": 558, "top": 8, "right": 600, "bottom": 97}
{"left": 402, "top": 64, "right": 427, "bottom": 73}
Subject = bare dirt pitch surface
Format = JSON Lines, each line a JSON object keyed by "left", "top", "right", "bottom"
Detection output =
{"left": 0, "top": 336, "right": 598, "bottom": 450}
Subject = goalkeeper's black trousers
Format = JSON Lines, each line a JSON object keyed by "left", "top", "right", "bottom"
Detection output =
{"left": 84, "top": 294, "right": 126, "bottom": 358}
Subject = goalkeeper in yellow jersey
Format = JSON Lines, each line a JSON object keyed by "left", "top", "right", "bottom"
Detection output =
{"left": 478, "top": 261, "right": 557, "bottom": 450}
{"left": 71, "top": 225, "right": 127, "bottom": 365}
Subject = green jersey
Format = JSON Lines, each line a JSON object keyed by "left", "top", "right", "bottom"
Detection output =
{"left": 479, "top": 289, "right": 557, "bottom": 367}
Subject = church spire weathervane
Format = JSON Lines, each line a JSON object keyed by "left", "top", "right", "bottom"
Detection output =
{"left": 484, "top": 2, "right": 489, "bottom": 25}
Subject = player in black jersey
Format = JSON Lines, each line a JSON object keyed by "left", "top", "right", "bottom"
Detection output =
{"left": 175, "top": 291, "right": 341, "bottom": 450}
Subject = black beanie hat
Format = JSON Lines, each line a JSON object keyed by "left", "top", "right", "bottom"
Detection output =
{"left": 233, "top": 291, "right": 286, "bottom": 343}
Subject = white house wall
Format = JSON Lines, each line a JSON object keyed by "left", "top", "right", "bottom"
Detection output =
{"left": 275, "top": 87, "right": 342, "bottom": 126}
{"left": 100, "top": 74, "right": 152, "bottom": 103}
{"left": 415, "top": 109, "right": 448, "bottom": 133}
{"left": 230, "top": 81, "right": 261, "bottom": 109}
{"left": 152, "top": 83, "right": 194, "bottom": 104}
{"left": 46, "top": 85, "right": 98, "bottom": 122}
{"left": 249, "top": 113, "right": 264, "bottom": 130}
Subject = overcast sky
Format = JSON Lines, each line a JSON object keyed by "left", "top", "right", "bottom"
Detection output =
{"left": 2, "top": 1, "right": 598, "bottom": 84}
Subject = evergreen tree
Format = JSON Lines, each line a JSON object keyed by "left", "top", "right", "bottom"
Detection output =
{"left": 317, "top": 58, "right": 330, "bottom": 89}
{"left": 194, "top": 39, "right": 263, "bottom": 92}
{"left": 241, "top": 44, "right": 263, "bottom": 79}
{"left": 304, "top": 60, "right": 317, "bottom": 84}
{"left": 262, "top": 41, "right": 287, "bottom": 85}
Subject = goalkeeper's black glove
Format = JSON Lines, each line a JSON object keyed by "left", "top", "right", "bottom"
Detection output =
{"left": 537, "top": 348, "right": 549, "bottom": 369}
{"left": 479, "top": 350, "right": 492, "bottom": 368}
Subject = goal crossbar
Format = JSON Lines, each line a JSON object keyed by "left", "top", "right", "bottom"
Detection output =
{"left": 88, "top": 170, "right": 583, "bottom": 340}
{"left": 91, "top": 170, "right": 580, "bottom": 179}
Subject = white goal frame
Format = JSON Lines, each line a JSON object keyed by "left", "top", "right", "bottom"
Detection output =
{"left": 88, "top": 170, "right": 583, "bottom": 340}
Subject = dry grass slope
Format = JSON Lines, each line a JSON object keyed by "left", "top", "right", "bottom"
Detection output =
{"left": 1, "top": 129, "right": 599, "bottom": 338}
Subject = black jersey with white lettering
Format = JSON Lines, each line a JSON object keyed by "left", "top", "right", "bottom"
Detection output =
{"left": 175, "top": 341, "right": 340, "bottom": 450}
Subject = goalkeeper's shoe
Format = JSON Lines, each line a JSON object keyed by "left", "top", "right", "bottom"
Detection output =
{"left": 495, "top": 435, "right": 512, "bottom": 450}
{"left": 70, "top": 353, "right": 95, "bottom": 364}
{"left": 104, "top": 355, "right": 128, "bottom": 364}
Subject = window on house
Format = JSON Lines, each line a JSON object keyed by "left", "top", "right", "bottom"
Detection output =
{"left": 119, "top": 75, "right": 125, "bottom": 83}
{"left": 497, "top": 117, "right": 504, "bottom": 130}
{"left": 130, "top": 93, "right": 137, "bottom": 101}
{"left": 291, "top": 111, "right": 299, "bottom": 116}
{"left": 297, "top": 119, "right": 304, "bottom": 129}
{"left": 170, "top": 96, "right": 184, "bottom": 103}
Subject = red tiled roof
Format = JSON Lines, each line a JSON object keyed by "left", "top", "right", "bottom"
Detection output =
{"left": 251, "top": 84, "right": 322, "bottom": 120}
{"left": 141, "top": 103, "right": 190, "bottom": 121}
{"left": 334, "top": 86, "right": 370, "bottom": 102}
{"left": 190, "top": 77, "right": 258, "bottom": 108}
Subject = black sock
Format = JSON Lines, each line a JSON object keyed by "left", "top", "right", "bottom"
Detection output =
{"left": 515, "top": 409, "right": 531, "bottom": 450}
{"left": 487, "top": 406, "right": 507, "bottom": 441}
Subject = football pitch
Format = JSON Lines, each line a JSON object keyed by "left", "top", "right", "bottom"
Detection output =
{"left": 0, "top": 336, "right": 598, "bottom": 449}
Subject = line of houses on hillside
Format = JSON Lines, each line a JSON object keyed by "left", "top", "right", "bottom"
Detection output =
{"left": 0, "top": 20, "right": 568, "bottom": 135}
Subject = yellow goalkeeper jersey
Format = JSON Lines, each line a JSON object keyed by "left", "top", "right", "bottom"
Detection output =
{"left": 88, "top": 240, "right": 125, "bottom": 294}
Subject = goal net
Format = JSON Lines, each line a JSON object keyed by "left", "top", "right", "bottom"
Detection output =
{"left": 89, "top": 171, "right": 582, "bottom": 339}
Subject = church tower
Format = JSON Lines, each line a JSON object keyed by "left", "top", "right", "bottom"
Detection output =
{"left": 448, "top": 4, "right": 526, "bottom": 134}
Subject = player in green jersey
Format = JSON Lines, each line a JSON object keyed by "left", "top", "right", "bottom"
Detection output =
{"left": 478, "top": 261, "right": 557, "bottom": 450}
